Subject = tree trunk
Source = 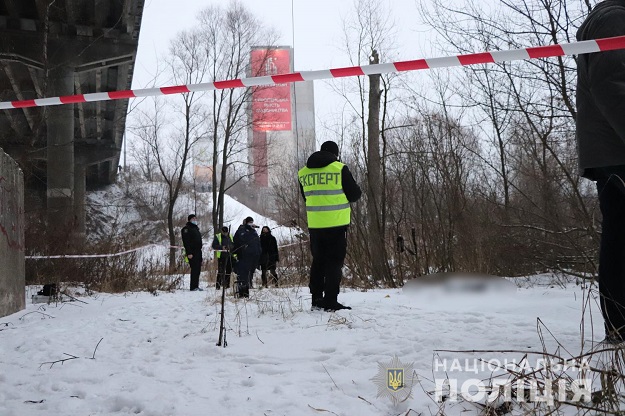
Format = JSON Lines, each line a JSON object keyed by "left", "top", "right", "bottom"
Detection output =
{"left": 366, "top": 50, "right": 393, "bottom": 285}
{"left": 168, "top": 199, "right": 176, "bottom": 273}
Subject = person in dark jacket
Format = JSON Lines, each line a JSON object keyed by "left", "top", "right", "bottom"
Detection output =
{"left": 181, "top": 214, "right": 203, "bottom": 291}
{"left": 577, "top": 1, "right": 625, "bottom": 343}
{"left": 298, "top": 140, "right": 362, "bottom": 311}
{"left": 233, "top": 217, "right": 262, "bottom": 298}
{"left": 259, "top": 226, "right": 279, "bottom": 287}
{"left": 212, "top": 226, "right": 235, "bottom": 290}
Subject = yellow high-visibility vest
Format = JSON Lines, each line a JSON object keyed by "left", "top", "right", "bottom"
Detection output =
{"left": 298, "top": 161, "right": 350, "bottom": 228}
{"left": 216, "top": 233, "right": 234, "bottom": 259}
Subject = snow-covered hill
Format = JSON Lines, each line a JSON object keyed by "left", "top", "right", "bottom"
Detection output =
{"left": 85, "top": 178, "right": 298, "bottom": 250}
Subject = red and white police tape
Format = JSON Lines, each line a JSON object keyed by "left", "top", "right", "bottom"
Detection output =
{"left": 2, "top": 35, "right": 625, "bottom": 111}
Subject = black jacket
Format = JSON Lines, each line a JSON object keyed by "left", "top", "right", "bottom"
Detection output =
{"left": 233, "top": 224, "right": 262, "bottom": 263}
{"left": 181, "top": 222, "right": 203, "bottom": 257}
{"left": 299, "top": 150, "right": 362, "bottom": 202}
{"left": 576, "top": 0, "right": 625, "bottom": 178}
{"left": 260, "top": 231, "right": 279, "bottom": 266}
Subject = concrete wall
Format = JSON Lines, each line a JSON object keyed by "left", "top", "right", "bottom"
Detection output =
{"left": 0, "top": 149, "right": 25, "bottom": 317}
{"left": 293, "top": 80, "right": 316, "bottom": 165}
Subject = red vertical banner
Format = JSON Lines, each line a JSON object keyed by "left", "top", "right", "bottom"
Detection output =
{"left": 251, "top": 48, "right": 292, "bottom": 132}
{"left": 250, "top": 48, "right": 292, "bottom": 186}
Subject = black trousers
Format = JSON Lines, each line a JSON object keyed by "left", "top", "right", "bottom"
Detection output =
{"left": 235, "top": 267, "right": 253, "bottom": 297}
{"left": 261, "top": 262, "right": 278, "bottom": 286}
{"left": 309, "top": 227, "right": 347, "bottom": 302}
{"left": 216, "top": 256, "right": 233, "bottom": 288}
{"left": 596, "top": 168, "right": 625, "bottom": 339}
{"left": 188, "top": 255, "right": 202, "bottom": 290}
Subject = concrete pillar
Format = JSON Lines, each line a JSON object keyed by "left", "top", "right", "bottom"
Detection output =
{"left": 46, "top": 66, "right": 75, "bottom": 241}
{"left": 0, "top": 150, "right": 25, "bottom": 317}
{"left": 73, "top": 163, "right": 86, "bottom": 244}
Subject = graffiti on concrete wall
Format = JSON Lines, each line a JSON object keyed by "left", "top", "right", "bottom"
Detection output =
{"left": 0, "top": 150, "right": 25, "bottom": 317}
{"left": 0, "top": 175, "right": 24, "bottom": 251}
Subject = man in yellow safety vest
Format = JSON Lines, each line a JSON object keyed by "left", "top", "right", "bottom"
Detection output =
{"left": 212, "top": 226, "right": 235, "bottom": 290}
{"left": 298, "top": 141, "right": 362, "bottom": 311}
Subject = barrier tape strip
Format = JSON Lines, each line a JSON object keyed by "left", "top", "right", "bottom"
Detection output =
{"left": 2, "top": 35, "right": 625, "bottom": 110}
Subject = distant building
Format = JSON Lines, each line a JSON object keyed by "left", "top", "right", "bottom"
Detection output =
{"left": 192, "top": 137, "right": 216, "bottom": 192}
{"left": 191, "top": 46, "right": 316, "bottom": 212}
{"left": 248, "top": 46, "right": 316, "bottom": 189}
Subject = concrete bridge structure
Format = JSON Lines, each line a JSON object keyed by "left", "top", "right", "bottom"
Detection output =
{"left": 0, "top": 0, "right": 145, "bottom": 242}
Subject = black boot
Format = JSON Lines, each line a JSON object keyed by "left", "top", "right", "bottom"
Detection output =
{"left": 236, "top": 281, "right": 249, "bottom": 298}
{"left": 323, "top": 299, "right": 351, "bottom": 312}
{"left": 311, "top": 296, "right": 324, "bottom": 311}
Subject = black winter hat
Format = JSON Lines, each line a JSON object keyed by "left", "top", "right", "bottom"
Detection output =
{"left": 244, "top": 216, "right": 254, "bottom": 224}
{"left": 320, "top": 140, "right": 339, "bottom": 157}
{"left": 188, "top": 214, "right": 196, "bottom": 221}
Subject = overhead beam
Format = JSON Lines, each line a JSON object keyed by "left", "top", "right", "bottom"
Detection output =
{"left": 75, "top": 53, "right": 135, "bottom": 73}
{"left": 27, "top": 67, "right": 43, "bottom": 96}
{"left": 0, "top": 52, "right": 44, "bottom": 69}
{"left": 0, "top": 30, "right": 138, "bottom": 69}
{"left": 21, "top": 142, "right": 120, "bottom": 165}
{"left": 2, "top": 62, "right": 35, "bottom": 130}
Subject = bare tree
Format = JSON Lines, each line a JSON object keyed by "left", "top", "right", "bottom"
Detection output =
{"left": 416, "top": 0, "right": 597, "bottom": 276}
{"left": 130, "top": 27, "right": 209, "bottom": 271}
{"left": 198, "top": 1, "right": 278, "bottom": 232}
{"left": 334, "top": 0, "right": 399, "bottom": 286}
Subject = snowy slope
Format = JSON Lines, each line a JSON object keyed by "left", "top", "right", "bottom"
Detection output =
{"left": 86, "top": 180, "right": 298, "bottom": 249}
{"left": 0, "top": 275, "right": 614, "bottom": 416}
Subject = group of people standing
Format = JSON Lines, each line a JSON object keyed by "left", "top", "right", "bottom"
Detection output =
{"left": 180, "top": 0, "right": 625, "bottom": 335}
{"left": 181, "top": 215, "right": 280, "bottom": 297}
{"left": 181, "top": 139, "right": 362, "bottom": 312}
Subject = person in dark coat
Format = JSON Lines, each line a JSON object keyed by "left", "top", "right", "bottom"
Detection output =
{"left": 577, "top": 0, "right": 625, "bottom": 344}
{"left": 233, "top": 217, "right": 261, "bottom": 298}
{"left": 259, "top": 226, "right": 279, "bottom": 287}
{"left": 181, "top": 214, "right": 203, "bottom": 291}
{"left": 298, "top": 140, "right": 362, "bottom": 311}
{"left": 211, "top": 226, "right": 235, "bottom": 290}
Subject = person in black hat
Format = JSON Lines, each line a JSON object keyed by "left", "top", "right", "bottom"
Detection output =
{"left": 232, "top": 217, "right": 261, "bottom": 297}
{"left": 181, "top": 214, "right": 203, "bottom": 291}
{"left": 298, "top": 140, "right": 362, "bottom": 311}
{"left": 211, "top": 226, "right": 235, "bottom": 290}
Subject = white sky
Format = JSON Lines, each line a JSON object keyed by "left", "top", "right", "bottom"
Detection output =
{"left": 132, "top": 0, "right": 433, "bottom": 138}
{"left": 134, "top": 0, "right": 431, "bottom": 75}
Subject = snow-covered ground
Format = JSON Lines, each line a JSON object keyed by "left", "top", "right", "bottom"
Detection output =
{"left": 0, "top": 274, "right": 616, "bottom": 415}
